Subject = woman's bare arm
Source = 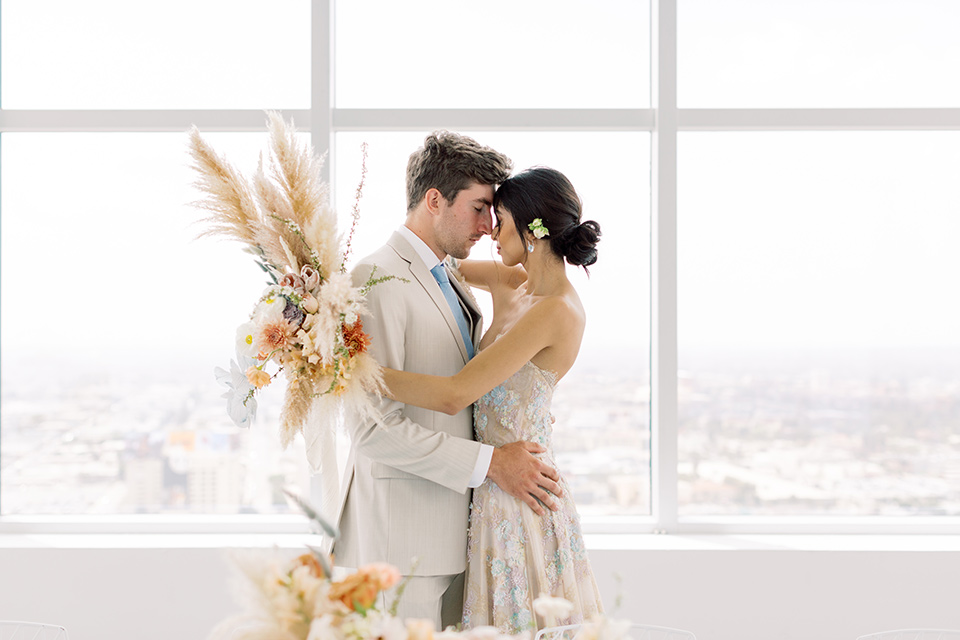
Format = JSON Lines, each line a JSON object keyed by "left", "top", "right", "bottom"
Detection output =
{"left": 456, "top": 259, "right": 524, "bottom": 293}
{"left": 380, "top": 297, "right": 575, "bottom": 414}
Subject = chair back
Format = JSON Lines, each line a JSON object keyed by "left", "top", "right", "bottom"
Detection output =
{"left": 857, "top": 631, "right": 960, "bottom": 640}
{"left": 0, "top": 621, "right": 69, "bottom": 640}
{"left": 629, "top": 624, "right": 697, "bottom": 640}
{"left": 536, "top": 623, "right": 696, "bottom": 640}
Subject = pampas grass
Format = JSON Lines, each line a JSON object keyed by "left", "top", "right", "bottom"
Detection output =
{"left": 191, "top": 113, "right": 388, "bottom": 478}
{"left": 188, "top": 127, "right": 266, "bottom": 256}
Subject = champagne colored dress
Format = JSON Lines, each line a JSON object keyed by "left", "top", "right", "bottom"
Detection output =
{"left": 461, "top": 359, "right": 604, "bottom": 633}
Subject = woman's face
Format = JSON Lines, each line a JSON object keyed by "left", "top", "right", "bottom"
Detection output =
{"left": 492, "top": 206, "right": 526, "bottom": 267}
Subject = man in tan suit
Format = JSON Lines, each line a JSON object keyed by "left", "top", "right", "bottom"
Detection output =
{"left": 334, "top": 132, "right": 562, "bottom": 628}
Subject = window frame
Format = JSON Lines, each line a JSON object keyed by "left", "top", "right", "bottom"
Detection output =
{"left": 2, "top": 0, "right": 959, "bottom": 535}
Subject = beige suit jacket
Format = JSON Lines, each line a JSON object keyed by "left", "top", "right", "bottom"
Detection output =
{"left": 333, "top": 231, "right": 484, "bottom": 576}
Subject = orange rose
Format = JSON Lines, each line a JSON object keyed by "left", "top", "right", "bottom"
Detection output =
{"left": 327, "top": 563, "right": 400, "bottom": 612}
{"left": 328, "top": 571, "right": 379, "bottom": 612}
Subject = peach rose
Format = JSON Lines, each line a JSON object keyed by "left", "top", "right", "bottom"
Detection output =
{"left": 327, "top": 563, "right": 401, "bottom": 612}
{"left": 362, "top": 562, "right": 401, "bottom": 590}
{"left": 328, "top": 570, "right": 379, "bottom": 612}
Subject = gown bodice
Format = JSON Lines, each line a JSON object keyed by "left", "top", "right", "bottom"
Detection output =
{"left": 473, "top": 359, "right": 558, "bottom": 449}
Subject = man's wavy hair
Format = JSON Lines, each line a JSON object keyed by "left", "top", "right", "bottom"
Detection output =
{"left": 405, "top": 131, "right": 513, "bottom": 212}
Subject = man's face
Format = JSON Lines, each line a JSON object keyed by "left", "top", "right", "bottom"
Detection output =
{"left": 434, "top": 182, "right": 494, "bottom": 259}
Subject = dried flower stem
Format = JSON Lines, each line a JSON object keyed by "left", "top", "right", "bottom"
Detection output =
{"left": 341, "top": 142, "right": 369, "bottom": 272}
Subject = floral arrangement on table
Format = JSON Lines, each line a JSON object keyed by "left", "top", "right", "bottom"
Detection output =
{"left": 188, "top": 112, "right": 392, "bottom": 473}
{"left": 208, "top": 491, "right": 632, "bottom": 640}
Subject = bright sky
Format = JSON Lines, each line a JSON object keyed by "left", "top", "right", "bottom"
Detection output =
{"left": 2, "top": 0, "right": 960, "bottom": 373}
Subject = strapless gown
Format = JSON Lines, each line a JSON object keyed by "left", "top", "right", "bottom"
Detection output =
{"left": 461, "top": 359, "right": 604, "bottom": 633}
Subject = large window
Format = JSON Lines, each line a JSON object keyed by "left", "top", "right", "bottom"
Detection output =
{"left": 2, "top": 0, "right": 958, "bottom": 532}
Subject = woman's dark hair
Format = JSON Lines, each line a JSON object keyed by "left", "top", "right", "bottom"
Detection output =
{"left": 493, "top": 166, "right": 600, "bottom": 269}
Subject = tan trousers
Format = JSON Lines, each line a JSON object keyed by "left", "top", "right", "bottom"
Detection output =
{"left": 380, "top": 572, "right": 465, "bottom": 630}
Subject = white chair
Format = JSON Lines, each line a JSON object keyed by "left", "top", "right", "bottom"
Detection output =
{"left": 0, "top": 622, "right": 69, "bottom": 640}
{"left": 536, "top": 623, "right": 697, "bottom": 640}
{"left": 857, "top": 631, "right": 960, "bottom": 640}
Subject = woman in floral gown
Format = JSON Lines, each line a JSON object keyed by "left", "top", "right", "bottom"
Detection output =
{"left": 381, "top": 167, "right": 604, "bottom": 632}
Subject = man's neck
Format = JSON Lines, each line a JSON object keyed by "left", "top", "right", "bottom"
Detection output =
{"left": 402, "top": 221, "right": 446, "bottom": 262}
{"left": 399, "top": 223, "right": 446, "bottom": 267}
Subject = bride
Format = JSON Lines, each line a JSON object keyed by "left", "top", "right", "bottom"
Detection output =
{"left": 380, "top": 166, "right": 604, "bottom": 632}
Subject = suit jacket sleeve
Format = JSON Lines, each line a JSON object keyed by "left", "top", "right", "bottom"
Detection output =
{"left": 347, "top": 262, "right": 483, "bottom": 494}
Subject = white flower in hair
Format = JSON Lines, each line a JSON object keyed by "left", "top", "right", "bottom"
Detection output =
{"left": 528, "top": 218, "right": 550, "bottom": 239}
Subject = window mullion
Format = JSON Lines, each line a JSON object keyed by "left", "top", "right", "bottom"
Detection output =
{"left": 678, "top": 107, "right": 960, "bottom": 130}
{"left": 307, "top": 0, "right": 338, "bottom": 520}
{"left": 651, "top": 0, "right": 679, "bottom": 533}
{"left": 0, "top": 109, "right": 311, "bottom": 132}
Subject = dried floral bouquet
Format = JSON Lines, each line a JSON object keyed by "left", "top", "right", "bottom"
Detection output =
{"left": 189, "top": 112, "right": 391, "bottom": 470}
{"left": 208, "top": 491, "right": 631, "bottom": 640}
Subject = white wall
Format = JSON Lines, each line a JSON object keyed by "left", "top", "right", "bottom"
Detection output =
{"left": 1, "top": 536, "right": 959, "bottom": 640}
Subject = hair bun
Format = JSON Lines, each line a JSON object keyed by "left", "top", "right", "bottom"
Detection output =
{"left": 558, "top": 219, "right": 601, "bottom": 267}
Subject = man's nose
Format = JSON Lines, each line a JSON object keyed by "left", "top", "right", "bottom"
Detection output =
{"left": 478, "top": 210, "right": 493, "bottom": 235}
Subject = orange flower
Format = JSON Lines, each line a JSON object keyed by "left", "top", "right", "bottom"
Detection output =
{"left": 362, "top": 562, "right": 400, "bottom": 590}
{"left": 327, "top": 563, "right": 400, "bottom": 612}
{"left": 259, "top": 321, "right": 292, "bottom": 352}
{"left": 292, "top": 552, "right": 326, "bottom": 579}
{"left": 245, "top": 366, "right": 271, "bottom": 389}
{"left": 342, "top": 318, "right": 371, "bottom": 357}
{"left": 328, "top": 570, "right": 379, "bottom": 612}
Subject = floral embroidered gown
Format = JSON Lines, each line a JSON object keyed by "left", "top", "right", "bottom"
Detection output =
{"left": 461, "top": 358, "right": 604, "bottom": 632}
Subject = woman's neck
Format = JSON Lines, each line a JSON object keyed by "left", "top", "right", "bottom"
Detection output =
{"left": 522, "top": 252, "right": 568, "bottom": 297}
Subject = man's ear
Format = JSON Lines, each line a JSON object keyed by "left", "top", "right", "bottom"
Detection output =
{"left": 424, "top": 188, "right": 444, "bottom": 215}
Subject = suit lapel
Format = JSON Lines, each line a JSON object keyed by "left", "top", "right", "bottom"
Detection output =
{"left": 387, "top": 232, "right": 471, "bottom": 364}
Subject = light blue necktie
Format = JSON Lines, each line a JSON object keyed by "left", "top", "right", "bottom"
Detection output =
{"left": 430, "top": 264, "right": 475, "bottom": 359}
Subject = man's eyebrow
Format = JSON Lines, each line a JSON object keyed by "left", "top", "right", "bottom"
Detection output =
{"left": 475, "top": 197, "right": 492, "bottom": 206}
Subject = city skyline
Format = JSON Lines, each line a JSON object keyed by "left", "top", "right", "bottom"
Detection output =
{"left": 3, "top": 344, "right": 957, "bottom": 517}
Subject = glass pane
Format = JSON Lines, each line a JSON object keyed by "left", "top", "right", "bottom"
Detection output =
{"left": 335, "top": 131, "right": 652, "bottom": 516}
{"left": 678, "top": 131, "right": 960, "bottom": 516}
{"left": 679, "top": 0, "right": 960, "bottom": 108}
{"left": 0, "top": 0, "right": 310, "bottom": 109}
{"left": 1, "top": 132, "right": 312, "bottom": 514}
{"left": 335, "top": 1, "right": 650, "bottom": 109}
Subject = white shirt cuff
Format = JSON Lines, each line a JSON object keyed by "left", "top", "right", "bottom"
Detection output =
{"left": 468, "top": 444, "right": 494, "bottom": 488}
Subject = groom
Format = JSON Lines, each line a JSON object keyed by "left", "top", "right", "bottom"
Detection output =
{"left": 334, "top": 131, "right": 562, "bottom": 628}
